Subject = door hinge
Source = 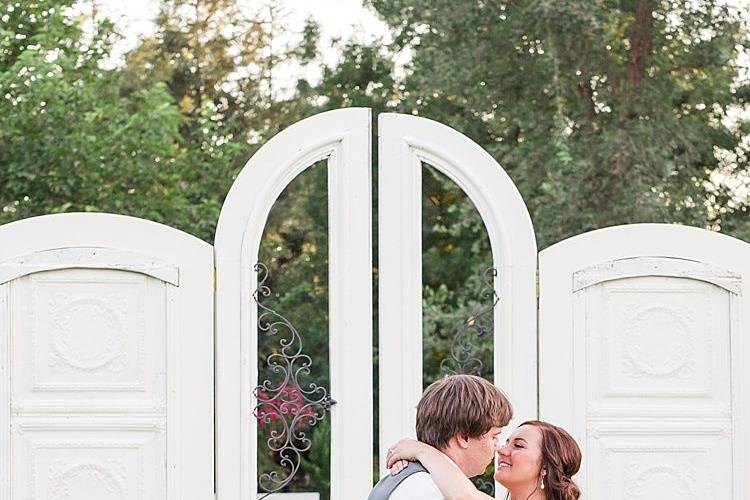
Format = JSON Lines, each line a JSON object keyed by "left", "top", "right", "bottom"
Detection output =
{"left": 535, "top": 270, "right": 540, "bottom": 299}
{"left": 213, "top": 268, "right": 217, "bottom": 292}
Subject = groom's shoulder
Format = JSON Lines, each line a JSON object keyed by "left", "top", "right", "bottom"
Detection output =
{"left": 389, "top": 470, "right": 443, "bottom": 500}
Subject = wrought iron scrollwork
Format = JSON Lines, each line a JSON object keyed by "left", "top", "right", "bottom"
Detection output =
{"left": 438, "top": 267, "right": 499, "bottom": 495}
{"left": 440, "top": 267, "right": 499, "bottom": 377}
{"left": 253, "top": 262, "right": 335, "bottom": 497}
{"left": 473, "top": 476, "right": 495, "bottom": 495}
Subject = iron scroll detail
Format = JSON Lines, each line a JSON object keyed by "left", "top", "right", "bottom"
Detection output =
{"left": 440, "top": 267, "right": 499, "bottom": 377}
{"left": 438, "top": 266, "right": 499, "bottom": 495}
{"left": 253, "top": 262, "right": 336, "bottom": 497}
{"left": 473, "top": 476, "right": 495, "bottom": 495}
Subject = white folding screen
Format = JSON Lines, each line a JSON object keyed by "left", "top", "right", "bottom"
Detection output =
{"left": 215, "top": 108, "right": 373, "bottom": 500}
{"left": 539, "top": 223, "right": 750, "bottom": 499}
{"left": 0, "top": 213, "right": 214, "bottom": 500}
{"left": 4, "top": 109, "right": 748, "bottom": 500}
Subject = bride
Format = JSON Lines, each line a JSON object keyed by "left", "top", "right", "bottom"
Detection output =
{"left": 386, "top": 420, "right": 582, "bottom": 500}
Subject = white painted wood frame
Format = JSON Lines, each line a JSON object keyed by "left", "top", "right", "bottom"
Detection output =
{"left": 215, "top": 108, "right": 373, "bottom": 500}
{"left": 0, "top": 213, "right": 213, "bottom": 500}
{"left": 539, "top": 223, "right": 750, "bottom": 499}
{"left": 377, "top": 113, "right": 538, "bottom": 484}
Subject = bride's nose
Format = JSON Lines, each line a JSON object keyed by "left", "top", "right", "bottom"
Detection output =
{"left": 493, "top": 437, "right": 503, "bottom": 452}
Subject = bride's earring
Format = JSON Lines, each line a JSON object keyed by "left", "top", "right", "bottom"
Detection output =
{"left": 541, "top": 469, "right": 546, "bottom": 490}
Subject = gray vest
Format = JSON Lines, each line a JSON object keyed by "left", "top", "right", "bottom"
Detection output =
{"left": 366, "top": 462, "right": 429, "bottom": 500}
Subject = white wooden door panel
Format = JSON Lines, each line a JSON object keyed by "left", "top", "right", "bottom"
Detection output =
{"left": 377, "top": 114, "right": 538, "bottom": 487}
{"left": 6, "top": 268, "right": 169, "bottom": 498}
{"left": 0, "top": 213, "right": 213, "bottom": 500}
{"left": 215, "top": 108, "right": 372, "bottom": 500}
{"left": 582, "top": 277, "right": 733, "bottom": 499}
{"left": 587, "top": 424, "right": 732, "bottom": 499}
{"left": 11, "top": 423, "right": 167, "bottom": 500}
{"left": 540, "top": 223, "right": 750, "bottom": 500}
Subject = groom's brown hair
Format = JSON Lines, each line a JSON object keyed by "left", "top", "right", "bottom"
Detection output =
{"left": 416, "top": 374, "right": 512, "bottom": 449}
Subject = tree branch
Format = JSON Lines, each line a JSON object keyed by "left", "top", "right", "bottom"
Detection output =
{"left": 623, "top": 0, "right": 653, "bottom": 120}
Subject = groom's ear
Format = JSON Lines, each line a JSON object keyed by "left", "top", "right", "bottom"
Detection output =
{"left": 455, "top": 433, "right": 472, "bottom": 449}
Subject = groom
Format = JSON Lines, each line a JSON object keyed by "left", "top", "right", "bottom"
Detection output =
{"left": 368, "top": 374, "right": 513, "bottom": 499}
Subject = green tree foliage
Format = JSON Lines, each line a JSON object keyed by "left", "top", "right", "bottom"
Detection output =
{"left": 316, "top": 40, "right": 397, "bottom": 112}
{"left": 120, "top": 1, "right": 327, "bottom": 240}
{"left": 422, "top": 165, "right": 493, "bottom": 387}
{"left": 120, "top": 0, "right": 270, "bottom": 240}
{"left": 298, "top": 419, "right": 332, "bottom": 499}
{"left": 0, "top": 0, "right": 189, "bottom": 224}
{"left": 369, "top": 0, "right": 750, "bottom": 246}
{"left": 122, "top": 0, "right": 263, "bottom": 133}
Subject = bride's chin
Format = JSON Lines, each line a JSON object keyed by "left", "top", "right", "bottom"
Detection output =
{"left": 493, "top": 469, "right": 510, "bottom": 485}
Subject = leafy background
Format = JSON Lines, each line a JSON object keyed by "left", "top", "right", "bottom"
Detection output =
{"left": 3, "top": 0, "right": 750, "bottom": 496}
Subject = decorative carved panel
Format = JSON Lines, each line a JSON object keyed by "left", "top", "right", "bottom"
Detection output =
{"left": 10, "top": 424, "right": 166, "bottom": 500}
{"left": 587, "top": 427, "right": 732, "bottom": 500}
{"left": 605, "top": 286, "right": 708, "bottom": 394}
{"left": 11, "top": 269, "right": 166, "bottom": 412}
{"left": 585, "top": 276, "right": 731, "bottom": 415}
{"left": 46, "top": 294, "right": 131, "bottom": 374}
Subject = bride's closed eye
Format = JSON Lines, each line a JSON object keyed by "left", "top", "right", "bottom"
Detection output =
{"left": 508, "top": 438, "right": 527, "bottom": 449}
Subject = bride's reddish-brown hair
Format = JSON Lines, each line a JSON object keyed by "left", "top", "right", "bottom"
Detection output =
{"left": 518, "top": 420, "right": 582, "bottom": 500}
